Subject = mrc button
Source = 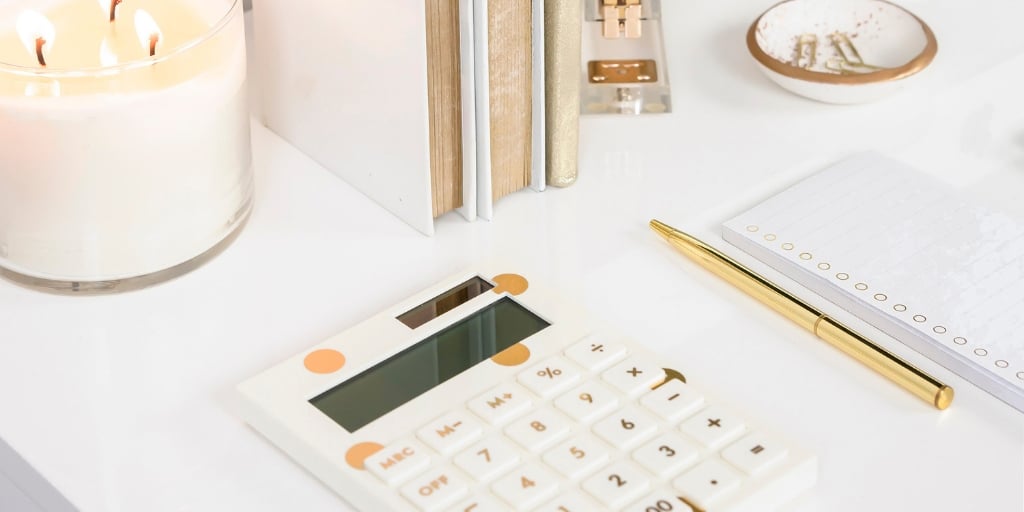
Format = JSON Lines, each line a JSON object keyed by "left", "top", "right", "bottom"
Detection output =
{"left": 365, "top": 438, "right": 432, "bottom": 486}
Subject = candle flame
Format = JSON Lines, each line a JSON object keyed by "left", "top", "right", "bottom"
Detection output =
{"left": 16, "top": 10, "right": 55, "bottom": 67}
{"left": 100, "top": 39, "right": 119, "bottom": 67}
{"left": 134, "top": 9, "right": 162, "bottom": 57}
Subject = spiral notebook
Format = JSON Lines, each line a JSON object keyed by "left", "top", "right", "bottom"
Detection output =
{"left": 723, "top": 153, "right": 1024, "bottom": 412}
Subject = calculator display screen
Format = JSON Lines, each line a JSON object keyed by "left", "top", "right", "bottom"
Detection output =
{"left": 310, "top": 297, "right": 550, "bottom": 431}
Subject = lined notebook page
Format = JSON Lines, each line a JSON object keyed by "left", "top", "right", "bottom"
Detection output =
{"left": 723, "top": 153, "right": 1024, "bottom": 411}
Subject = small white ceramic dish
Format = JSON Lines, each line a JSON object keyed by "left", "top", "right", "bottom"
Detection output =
{"left": 746, "top": 0, "right": 937, "bottom": 104}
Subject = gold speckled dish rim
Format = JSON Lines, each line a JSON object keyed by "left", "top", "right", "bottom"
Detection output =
{"left": 746, "top": 0, "right": 938, "bottom": 85}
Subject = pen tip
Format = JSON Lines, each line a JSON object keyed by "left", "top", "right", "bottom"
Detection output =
{"left": 649, "top": 219, "right": 675, "bottom": 240}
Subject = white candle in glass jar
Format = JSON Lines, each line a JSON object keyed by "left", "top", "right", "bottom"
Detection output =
{"left": 0, "top": 0, "right": 252, "bottom": 290}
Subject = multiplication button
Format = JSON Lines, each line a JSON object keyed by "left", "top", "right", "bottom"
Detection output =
{"left": 517, "top": 357, "right": 583, "bottom": 398}
{"left": 364, "top": 438, "right": 431, "bottom": 486}
{"left": 564, "top": 335, "right": 628, "bottom": 371}
{"left": 602, "top": 356, "right": 667, "bottom": 396}
{"left": 398, "top": 465, "right": 468, "bottom": 511}
{"left": 415, "top": 410, "right": 482, "bottom": 455}
{"left": 468, "top": 383, "right": 533, "bottom": 425}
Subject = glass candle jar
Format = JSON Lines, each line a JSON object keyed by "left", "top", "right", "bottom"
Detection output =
{"left": 0, "top": 0, "right": 252, "bottom": 293}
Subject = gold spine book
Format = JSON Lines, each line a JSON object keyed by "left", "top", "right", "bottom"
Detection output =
{"left": 544, "top": 0, "right": 581, "bottom": 187}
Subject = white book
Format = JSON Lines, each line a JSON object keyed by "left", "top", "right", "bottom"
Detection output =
{"left": 723, "top": 153, "right": 1024, "bottom": 412}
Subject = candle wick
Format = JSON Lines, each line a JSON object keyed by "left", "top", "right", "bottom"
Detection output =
{"left": 35, "top": 37, "right": 46, "bottom": 67}
{"left": 109, "top": 0, "right": 123, "bottom": 22}
{"left": 149, "top": 34, "right": 159, "bottom": 57}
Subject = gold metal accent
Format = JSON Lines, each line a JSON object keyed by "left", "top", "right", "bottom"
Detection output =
{"left": 601, "top": 0, "right": 643, "bottom": 39}
{"left": 652, "top": 367, "right": 688, "bottom": 389}
{"left": 793, "top": 34, "right": 818, "bottom": 69}
{"left": 746, "top": 0, "right": 937, "bottom": 85}
{"left": 588, "top": 59, "right": 658, "bottom": 84}
{"left": 679, "top": 496, "right": 706, "bottom": 512}
{"left": 650, "top": 219, "right": 954, "bottom": 410}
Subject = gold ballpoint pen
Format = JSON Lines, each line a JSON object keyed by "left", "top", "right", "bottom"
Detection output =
{"left": 650, "top": 219, "right": 954, "bottom": 410}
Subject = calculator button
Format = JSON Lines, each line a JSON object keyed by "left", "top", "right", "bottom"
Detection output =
{"left": 364, "top": 438, "right": 431, "bottom": 486}
{"left": 564, "top": 335, "right": 629, "bottom": 371}
{"left": 451, "top": 493, "right": 507, "bottom": 512}
{"left": 679, "top": 406, "right": 746, "bottom": 449}
{"left": 721, "top": 432, "right": 789, "bottom": 476}
{"left": 535, "top": 492, "right": 602, "bottom": 512}
{"left": 592, "top": 405, "right": 659, "bottom": 449}
{"left": 453, "top": 437, "right": 521, "bottom": 483}
{"left": 504, "top": 407, "right": 572, "bottom": 453}
{"left": 602, "top": 356, "right": 667, "bottom": 396}
{"left": 415, "top": 410, "right": 483, "bottom": 455}
{"left": 542, "top": 435, "right": 611, "bottom": 480}
{"left": 468, "top": 383, "right": 533, "bottom": 425}
{"left": 640, "top": 379, "right": 704, "bottom": 423}
{"left": 671, "top": 459, "right": 743, "bottom": 509}
{"left": 398, "top": 465, "right": 468, "bottom": 511}
{"left": 553, "top": 381, "right": 620, "bottom": 424}
{"left": 491, "top": 462, "right": 560, "bottom": 511}
{"left": 623, "top": 488, "right": 694, "bottom": 512}
{"left": 581, "top": 460, "right": 652, "bottom": 509}
{"left": 632, "top": 433, "right": 700, "bottom": 479}
{"left": 517, "top": 357, "right": 583, "bottom": 398}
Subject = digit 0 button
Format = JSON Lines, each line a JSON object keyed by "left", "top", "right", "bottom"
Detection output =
{"left": 364, "top": 438, "right": 432, "bottom": 486}
{"left": 399, "top": 465, "right": 469, "bottom": 512}
{"left": 416, "top": 410, "right": 483, "bottom": 456}
{"left": 624, "top": 489, "right": 694, "bottom": 512}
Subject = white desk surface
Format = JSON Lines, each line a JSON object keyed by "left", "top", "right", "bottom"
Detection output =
{"left": 3, "top": 1, "right": 1024, "bottom": 511}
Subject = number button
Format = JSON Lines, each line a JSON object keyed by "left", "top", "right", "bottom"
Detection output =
{"left": 581, "top": 460, "right": 652, "bottom": 509}
{"left": 632, "top": 433, "right": 700, "bottom": 479}
{"left": 517, "top": 357, "right": 583, "bottom": 398}
{"left": 491, "top": 462, "right": 560, "bottom": 511}
{"left": 623, "top": 489, "right": 694, "bottom": 512}
{"left": 640, "top": 379, "right": 704, "bottom": 423}
{"left": 415, "top": 410, "right": 483, "bottom": 455}
{"left": 398, "top": 466, "right": 468, "bottom": 511}
{"left": 504, "top": 407, "right": 572, "bottom": 453}
{"left": 451, "top": 493, "right": 507, "bottom": 512}
{"left": 542, "top": 435, "right": 611, "bottom": 480}
{"left": 602, "top": 356, "right": 667, "bottom": 396}
{"left": 671, "top": 459, "right": 743, "bottom": 510}
{"left": 564, "top": 335, "right": 628, "bottom": 371}
{"left": 453, "top": 437, "right": 521, "bottom": 483}
{"left": 592, "top": 405, "right": 659, "bottom": 449}
{"left": 467, "top": 383, "right": 533, "bottom": 425}
{"left": 535, "top": 492, "right": 602, "bottom": 512}
{"left": 679, "top": 406, "right": 746, "bottom": 449}
{"left": 721, "top": 432, "right": 789, "bottom": 476}
{"left": 364, "top": 438, "right": 432, "bottom": 486}
{"left": 553, "top": 381, "right": 619, "bottom": 424}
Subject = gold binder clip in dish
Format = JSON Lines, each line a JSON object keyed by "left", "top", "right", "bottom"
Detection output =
{"left": 588, "top": 59, "right": 658, "bottom": 84}
{"left": 602, "top": 0, "right": 643, "bottom": 39}
{"left": 828, "top": 32, "right": 883, "bottom": 73}
{"left": 792, "top": 33, "right": 818, "bottom": 69}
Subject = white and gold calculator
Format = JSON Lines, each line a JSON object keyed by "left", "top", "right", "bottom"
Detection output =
{"left": 236, "top": 267, "right": 817, "bottom": 512}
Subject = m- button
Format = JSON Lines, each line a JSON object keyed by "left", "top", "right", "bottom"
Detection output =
{"left": 365, "top": 438, "right": 432, "bottom": 486}
{"left": 416, "top": 410, "right": 483, "bottom": 455}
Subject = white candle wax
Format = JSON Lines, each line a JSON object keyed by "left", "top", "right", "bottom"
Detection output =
{"left": 0, "top": 0, "right": 251, "bottom": 287}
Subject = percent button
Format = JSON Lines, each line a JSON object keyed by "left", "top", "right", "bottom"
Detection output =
{"left": 518, "top": 356, "right": 583, "bottom": 398}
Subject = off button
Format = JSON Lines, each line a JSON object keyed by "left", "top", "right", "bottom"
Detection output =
{"left": 400, "top": 466, "right": 469, "bottom": 511}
